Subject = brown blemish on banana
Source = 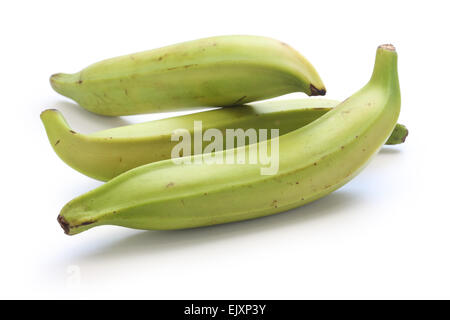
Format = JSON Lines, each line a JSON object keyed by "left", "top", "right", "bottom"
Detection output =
{"left": 233, "top": 96, "right": 247, "bottom": 105}
{"left": 167, "top": 64, "right": 198, "bottom": 71}
{"left": 78, "top": 220, "right": 97, "bottom": 227}
{"left": 272, "top": 200, "right": 278, "bottom": 208}
{"left": 54, "top": 140, "right": 60, "bottom": 146}
{"left": 310, "top": 84, "right": 326, "bottom": 96}
{"left": 166, "top": 182, "right": 175, "bottom": 188}
{"left": 69, "top": 130, "right": 76, "bottom": 134}
{"left": 57, "top": 215, "right": 70, "bottom": 234}
{"left": 57, "top": 215, "right": 97, "bottom": 235}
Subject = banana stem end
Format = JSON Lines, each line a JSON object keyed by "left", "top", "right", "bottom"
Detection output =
{"left": 378, "top": 44, "right": 396, "bottom": 52}
{"left": 310, "top": 84, "right": 326, "bottom": 96}
{"left": 57, "top": 215, "right": 71, "bottom": 235}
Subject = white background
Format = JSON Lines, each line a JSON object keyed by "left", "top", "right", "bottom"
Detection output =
{"left": 1, "top": 0, "right": 449, "bottom": 299}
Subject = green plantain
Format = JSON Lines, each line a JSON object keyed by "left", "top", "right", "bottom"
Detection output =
{"left": 50, "top": 35, "right": 326, "bottom": 116}
{"left": 58, "top": 44, "right": 401, "bottom": 235}
{"left": 41, "top": 99, "right": 407, "bottom": 181}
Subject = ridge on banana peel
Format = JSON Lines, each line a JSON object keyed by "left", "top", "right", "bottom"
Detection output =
{"left": 50, "top": 35, "right": 326, "bottom": 116}
{"left": 41, "top": 99, "right": 408, "bottom": 181}
{"left": 58, "top": 44, "right": 401, "bottom": 235}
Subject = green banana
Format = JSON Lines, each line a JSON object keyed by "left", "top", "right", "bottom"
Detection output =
{"left": 50, "top": 35, "right": 326, "bottom": 116}
{"left": 41, "top": 99, "right": 408, "bottom": 181}
{"left": 58, "top": 44, "right": 401, "bottom": 235}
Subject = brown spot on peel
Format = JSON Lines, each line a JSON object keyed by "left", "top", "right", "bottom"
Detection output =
{"left": 78, "top": 220, "right": 96, "bottom": 227}
{"left": 310, "top": 84, "right": 326, "bottom": 96}
{"left": 57, "top": 215, "right": 70, "bottom": 235}
{"left": 57, "top": 215, "right": 97, "bottom": 235}
{"left": 54, "top": 140, "right": 60, "bottom": 146}
{"left": 167, "top": 64, "right": 198, "bottom": 71}
{"left": 233, "top": 96, "right": 247, "bottom": 105}
{"left": 272, "top": 200, "right": 278, "bottom": 208}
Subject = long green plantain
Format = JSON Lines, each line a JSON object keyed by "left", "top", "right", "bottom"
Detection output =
{"left": 50, "top": 35, "right": 326, "bottom": 116}
{"left": 41, "top": 99, "right": 407, "bottom": 181}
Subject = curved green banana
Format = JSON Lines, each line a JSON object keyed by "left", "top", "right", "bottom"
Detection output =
{"left": 41, "top": 99, "right": 407, "bottom": 181}
{"left": 50, "top": 35, "right": 326, "bottom": 116}
{"left": 58, "top": 44, "right": 401, "bottom": 235}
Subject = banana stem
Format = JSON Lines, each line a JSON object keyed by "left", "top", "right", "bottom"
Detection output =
{"left": 386, "top": 123, "right": 408, "bottom": 145}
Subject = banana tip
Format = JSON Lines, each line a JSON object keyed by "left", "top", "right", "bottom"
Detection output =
{"left": 50, "top": 73, "right": 61, "bottom": 84}
{"left": 49, "top": 73, "right": 72, "bottom": 91}
{"left": 57, "top": 215, "right": 71, "bottom": 235}
{"left": 310, "top": 84, "right": 326, "bottom": 96}
{"left": 40, "top": 108, "right": 57, "bottom": 116}
{"left": 40, "top": 109, "right": 60, "bottom": 122}
{"left": 379, "top": 44, "right": 396, "bottom": 52}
